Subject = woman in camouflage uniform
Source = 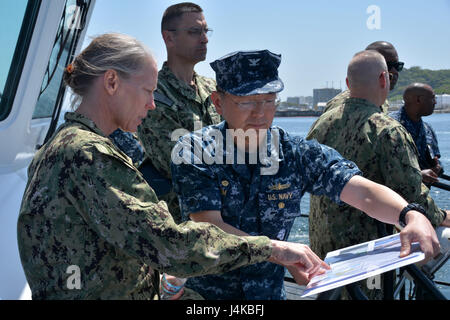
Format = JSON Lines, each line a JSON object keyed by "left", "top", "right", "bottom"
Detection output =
{"left": 17, "top": 33, "right": 328, "bottom": 300}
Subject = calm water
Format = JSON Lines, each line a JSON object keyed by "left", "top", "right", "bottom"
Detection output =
{"left": 273, "top": 113, "right": 450, "bottom": 298}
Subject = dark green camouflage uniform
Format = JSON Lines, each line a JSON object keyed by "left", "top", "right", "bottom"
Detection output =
{"left": 324, "top": 89, "right": 390, "bottom": 114}
{"left": 307, "top": 97, "right": 445, "bottom": 258}
{"left": 137, "top": 62, "right": 221, "bottom": 223}
{"left": 306, "top": 98, "right": 446, "bottom": 299}
{"left": 17, "top": 112, "right": 271, "bottom": 300}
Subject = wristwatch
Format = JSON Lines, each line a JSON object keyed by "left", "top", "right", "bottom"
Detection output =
{"left": 398, "top": 203, "right": 427, "bottom": 228}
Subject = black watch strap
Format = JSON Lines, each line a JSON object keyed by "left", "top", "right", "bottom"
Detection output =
{"left": 398, "top": 203, "right": 427, "bottom": 228}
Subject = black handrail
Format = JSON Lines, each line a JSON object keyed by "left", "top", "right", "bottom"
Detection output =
{"left": 283, "top": 260, "right": 448, "bottom": 300}
{"left": 345, "top": 283, "right": 369, "bottom": 300}
{"left": 404, "top": 265, "right": 447, "bottom": 300}
{"left": 287, "top": 213, "right": 448, "bottom": 300}
{"left": 316, "top": 287, "right": 342, "bottom": 300}
{"left": 431, "top": 181, "right": 450, "bottom": 191}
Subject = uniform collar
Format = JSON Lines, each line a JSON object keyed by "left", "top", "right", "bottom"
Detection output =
{"left": 159, "top": 62, "right": 202, "bottom": 102}
{"left": 398, "top": 105, "right": 424, "bottom": 138}
{"left": 399, "top": 105, "right": 423, "bottom": 125}
{"left": 344, "top": 97, "right": 383, "bottom": 115}
{"left": 64, "top": 112, "right": 107, "bottom": 137}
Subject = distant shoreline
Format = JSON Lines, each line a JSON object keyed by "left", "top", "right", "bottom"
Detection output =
{"left": 275, "top": 110, "right": 322, "bottom": 117}
{"left": 275, "top": 108, "right": 450, "bottom": 117}
{"left": 388, "top": 107, "right": 450, "bottom": 114}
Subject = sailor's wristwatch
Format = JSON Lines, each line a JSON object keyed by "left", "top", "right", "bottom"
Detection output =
{"left": 398, "top": 203, "right": 427, "bottom": 228}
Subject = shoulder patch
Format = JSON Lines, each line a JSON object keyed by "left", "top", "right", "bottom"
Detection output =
{"left": 154, "top": 91, "right": 175, "bottom": 107}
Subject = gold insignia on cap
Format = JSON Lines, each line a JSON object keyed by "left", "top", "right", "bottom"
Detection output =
{"left": 278, "top": 202, "right": 285, "bottom": 209}
{"left": 221, "top": 180, "right": 229, "bottom": 187}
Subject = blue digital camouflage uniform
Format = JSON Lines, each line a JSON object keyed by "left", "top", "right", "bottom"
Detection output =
{"left": 109, "top": 129, "right": 144, "bottom": 167}
{"left": 390, "top": 106, "right": 443, "bottom": 171}
{"left": 17, "top": 112, "right": 274, "bottom": 300}
{"left": 171, "top": 121, "right": 361, "bottom": 300}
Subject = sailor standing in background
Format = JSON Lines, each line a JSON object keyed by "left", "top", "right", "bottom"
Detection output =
{"left": 137, "top": 2, "right": 221, "bottom": 224}
{"left": 390, "top": 83, "right": 443, "bottom": 185}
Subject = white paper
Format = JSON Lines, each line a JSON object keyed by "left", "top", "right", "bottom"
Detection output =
{"left": 301, "top": 233, "right": 425, "bottom": 297}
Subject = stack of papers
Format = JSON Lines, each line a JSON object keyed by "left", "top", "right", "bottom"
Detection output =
{"left": 302, "top": 233, "right": 424, "bottom": 297}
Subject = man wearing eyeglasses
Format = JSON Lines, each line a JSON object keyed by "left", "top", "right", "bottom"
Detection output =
{"left": 137, "top": 2, "right": 220, "bottom": 224}
{"left": 323, "top": 41, "right": 404, "bottom": 114}
{"left": 390, "top": 83, "right": 443, "bottom": 185}
{"left": 307, "top": 51, "right": 449, "bottom": 299}
{"left": 170, "top": 50, "right": 442, "bottom": 300}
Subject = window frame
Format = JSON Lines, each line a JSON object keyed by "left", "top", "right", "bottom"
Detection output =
{"left": 0, "top": 0, "right": 42, "bottom": 122}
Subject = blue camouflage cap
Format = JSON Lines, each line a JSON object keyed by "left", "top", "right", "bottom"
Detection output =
{"left": 210, "top": 50, "right": 284, "bottom": 96}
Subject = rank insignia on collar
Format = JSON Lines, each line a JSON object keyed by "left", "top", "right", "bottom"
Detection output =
{"left": 268, "top": 182, "right": 291, "bottom": 191}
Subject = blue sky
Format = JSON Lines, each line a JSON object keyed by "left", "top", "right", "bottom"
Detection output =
{"left": 83, "top": 0, "right": 450, "bottom": 99}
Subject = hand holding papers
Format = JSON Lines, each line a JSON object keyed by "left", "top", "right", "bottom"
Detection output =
{"left": 302, "top": 233, "right": 425, "bottom": 297}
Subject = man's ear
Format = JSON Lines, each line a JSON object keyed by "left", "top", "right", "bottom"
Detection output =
{"left": 103, "top": 69, "right": 120, "bottom": 95}
{"left": 162, "top": 30, "right": 175, "bottom": 48}
{"left": 379, "top": 71, "right": 388, "bottom": 90}
{"left": 416, "top": 95, "right": 424, "bottom": 104}
{"left": 211, "top": 91, "right": 224, "bottom": 115}
{"left": 345, "top": 77, "right": 350, "bottom": 90}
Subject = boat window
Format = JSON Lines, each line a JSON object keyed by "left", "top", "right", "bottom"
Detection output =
{"left": 33, "top": 0, "right": 91, "bottom": 119}
{"left": 0, "top": 0, "right": 41, "bottom": 122}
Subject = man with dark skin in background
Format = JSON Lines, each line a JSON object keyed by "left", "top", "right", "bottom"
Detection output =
{"left": 390, "top": 83, "right": 443, "bottom": 185}
{"left": 324, "top": 41, "right": 404, "bottom": 114}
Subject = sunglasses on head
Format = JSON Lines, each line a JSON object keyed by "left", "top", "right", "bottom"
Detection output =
{"left": 386, "top": 61, "right": 404, "bottom": 72}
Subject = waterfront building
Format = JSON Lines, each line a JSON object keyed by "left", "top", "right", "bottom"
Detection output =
{"left": 313, "top": 88, "right": 341, "bottom": 108}
{"left": 436, "top": 94, "right": 450, "bottom": 109}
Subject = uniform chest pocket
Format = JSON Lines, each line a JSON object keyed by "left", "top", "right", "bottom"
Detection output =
{"left": 258, "top": 188, "right": 302, "bottom": 241}
{"left": 259, "top": 188, "right": 302, "bottom": 218}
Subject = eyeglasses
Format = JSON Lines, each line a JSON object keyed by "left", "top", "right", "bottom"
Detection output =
{"left": 226, "top": 94, "right": 281, "bottom": 111}
{"left": 167, "top": 27, "right": 213, "bottom": 38}
{"left": 386, "top": 61, "right": 404, "bottom": 72}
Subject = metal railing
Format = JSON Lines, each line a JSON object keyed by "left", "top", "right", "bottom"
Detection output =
{"left": 284, "top": 261, "right": 449, "bottom": 300}
{"left": 285, "top": 213, "right": 449, "bottom": 300}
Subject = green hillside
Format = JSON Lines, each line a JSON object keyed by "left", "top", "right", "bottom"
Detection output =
{"left": 389, "top": 67, "right": 450, "bottom": 100}
{"left": 389, "top": 67, "right": 450, "bottom": 101}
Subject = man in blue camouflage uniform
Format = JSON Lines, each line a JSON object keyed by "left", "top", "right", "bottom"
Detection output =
{"left": 390, "top": 83, "right": 443, "bottom": 185}
{"left": 170, "top": 50, "right": 440, "bottom": 300}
